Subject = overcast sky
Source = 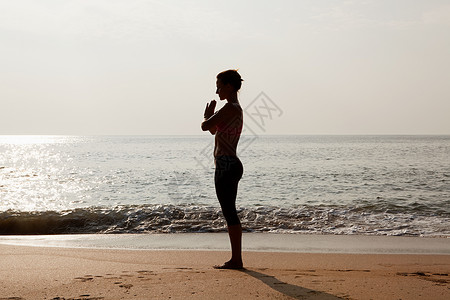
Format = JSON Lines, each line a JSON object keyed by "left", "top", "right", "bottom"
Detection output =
{"left": 1, "top": 0, "right": 449, "bottom": 135}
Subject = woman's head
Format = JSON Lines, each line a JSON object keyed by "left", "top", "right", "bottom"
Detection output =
{"left": 216, "top": 69, "right": 243, "bottom": 101}
{"left": 216, "top": 69, "right": 243, "bottom": 92}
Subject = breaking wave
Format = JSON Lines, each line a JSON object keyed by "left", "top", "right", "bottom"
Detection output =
{"left": 1, "top": 204, "right": 448, "bottom": 237}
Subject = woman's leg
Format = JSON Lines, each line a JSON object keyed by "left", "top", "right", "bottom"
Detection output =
{"left": 215, "top": 181, "right": 243, "bottom": 268}
{"left": 214, "top": 157, "right": 243, "bottom": 269}
{"left": 227, "top": 223, "right": 243, "bottom": 267}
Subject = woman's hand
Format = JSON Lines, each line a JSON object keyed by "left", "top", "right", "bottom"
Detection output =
{"left": 204, "top": 100, "right": 216, "bottom": 119}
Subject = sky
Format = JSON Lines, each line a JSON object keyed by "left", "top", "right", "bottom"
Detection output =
{"left": 1, "top": 0, "right": 449, "bottom": 135}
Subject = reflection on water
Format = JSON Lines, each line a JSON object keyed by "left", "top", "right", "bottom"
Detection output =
{"left": 0, "top": 135, "right": 89, "bottom": 145}
{"left": 0, "top": 136, "right": 92, "bottom": 211}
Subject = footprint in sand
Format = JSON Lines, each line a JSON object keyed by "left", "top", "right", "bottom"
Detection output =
{"left": 74, "top": 276, "right": 94, "bottom": 282}
{"left": 397, "top": 272, "right": 449, "bottom": 284}
{"left": 137, "top": 270, "right": 154, "bottom": 275}
{"left": 119, "top": 284, "right": 133, "bottom": 290}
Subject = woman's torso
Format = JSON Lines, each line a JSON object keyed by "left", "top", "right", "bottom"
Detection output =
{"left": 214, "top": 103, "right": 243, "bottom": 158}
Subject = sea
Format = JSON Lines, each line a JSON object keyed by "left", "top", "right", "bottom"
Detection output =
{"left": 0, "top": 135, "right": 449, "bottom": 237}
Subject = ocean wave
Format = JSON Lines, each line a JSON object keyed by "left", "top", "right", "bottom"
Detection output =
{"left": 0, "top": 204, "right": 448, "bottom": 237}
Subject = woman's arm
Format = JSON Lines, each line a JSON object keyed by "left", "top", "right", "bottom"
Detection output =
{"left": 201, "top": 112, "right": 219, "bottom": 134}
{"left": 201, "top": 104, "right": 233, "bottom": 133}
{"left": 202, "top": 116, "right": 217, "bottom": 135}
{"left": 202, "top": 100, "right": 219, "bottom": 134}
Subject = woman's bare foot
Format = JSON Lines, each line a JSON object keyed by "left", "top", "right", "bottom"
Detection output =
{"left": 213, "top": 260, "right": 243, "bottom": 270}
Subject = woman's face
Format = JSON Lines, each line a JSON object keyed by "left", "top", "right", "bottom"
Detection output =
{"left": 216, "top": 79, "right": 233, "bottom": 100}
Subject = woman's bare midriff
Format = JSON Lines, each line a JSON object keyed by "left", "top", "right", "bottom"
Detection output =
{"left": 214, "top": 131, "right": 240, "bottom": 157}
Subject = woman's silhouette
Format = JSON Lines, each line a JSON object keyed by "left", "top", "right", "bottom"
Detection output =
{"left": 201, "top": 69, "right": 244, "bottom": 269}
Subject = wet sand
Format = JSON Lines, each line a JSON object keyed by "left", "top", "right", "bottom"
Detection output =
{"left": 1, "top": 233, "right": 448, "bottom": 254}
{"left": 0, "top": 243, "right": 449, "bottom": 299}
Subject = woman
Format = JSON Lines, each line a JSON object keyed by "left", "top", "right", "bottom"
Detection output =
{"left": 201, "top": 69, "right": 244, "bottom": 269}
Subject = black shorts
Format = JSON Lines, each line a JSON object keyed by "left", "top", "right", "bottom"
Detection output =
{"left": 214, "top": 156, "right": 244, "bottom": 226}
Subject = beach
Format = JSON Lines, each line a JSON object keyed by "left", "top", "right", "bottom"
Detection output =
{"left": 1, "top": 136, "right": 449, "bottom": 299}
{"left": 0, "top": 235, "right": 449, "bottom": 300}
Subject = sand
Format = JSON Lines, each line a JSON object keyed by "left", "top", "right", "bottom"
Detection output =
{"left": 1, "top": 233, "right": 449, "bottom": 254}
{"left": 0, "top": 243, "right": 449, "bottom": 300}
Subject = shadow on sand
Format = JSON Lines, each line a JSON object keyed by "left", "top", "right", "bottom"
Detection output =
{"left": 241, "top": 269, "right": 343, "bottom": 300}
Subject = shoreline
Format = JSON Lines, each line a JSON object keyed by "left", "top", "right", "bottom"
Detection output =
{"left": 0, "top": 233, "right": 449, "bottom": 255}
{"left": 0, "top": 244, "right": 449, "bottom": 299}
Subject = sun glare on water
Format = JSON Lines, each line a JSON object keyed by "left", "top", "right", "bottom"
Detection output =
{"left": 0, "top": 135, "right": 70, "bottom": 145}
